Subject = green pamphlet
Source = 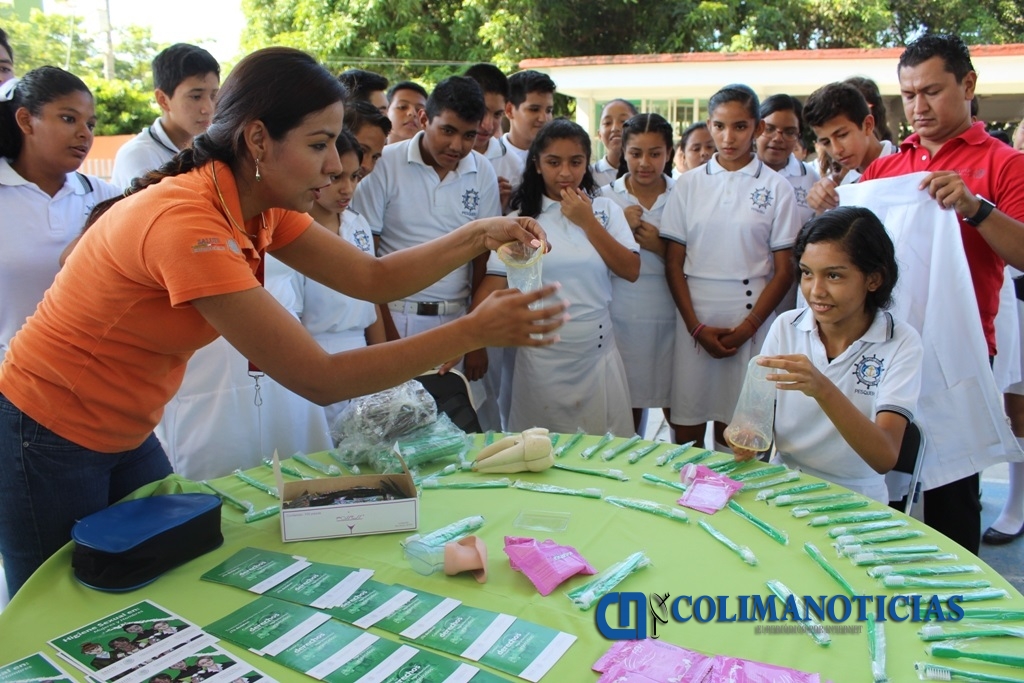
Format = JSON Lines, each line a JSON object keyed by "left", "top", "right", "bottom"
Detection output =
{"left": 326, "top": 580, "right": 418, "bottom": 629}
{"left": 201, "top": 547, "right": 311, "bottom": 594}
{"left": 204, "top": 596, "right": 331, "bottom": 656}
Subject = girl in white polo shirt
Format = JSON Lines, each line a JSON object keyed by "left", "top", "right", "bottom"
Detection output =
{"left": 591, "top": 99, "right": 638, "bottom": 187}
{"left": 602, "top": 113, "right": 676, "bottom": 434}
{"left": 480, "top": 119, "right": 640, "bottom": 436}
{"left": 661, "top": 84, "right": 800, "bottom": 450}
{"left": 734, "top": 207, "right": 923, "bottom": 504}
{"left": 0, "top": 67, "right": 119, "bottom": 352}
{"left": 267, "top": 130, "right": 385, "bottom": 428}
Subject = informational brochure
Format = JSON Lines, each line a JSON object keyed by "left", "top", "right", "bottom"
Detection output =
{"left": 0, "top": 653, "right": 76, "bottom": 683}
{"left": 255, "top": 618, "right": 370, "bottom": 679}
{"left": 326, "top": 580, "right": 417, "bottom": 629}
{"left": 406, "top": 605, "right": 515, "bottom": 662}
{"left": 372, "top": 586, "right": 461, "bottom": 640}
{"left": 265, "top": 563, "right": 374, "bottom": 610}
{"left": 204, "top": 596, "right": 331, "bottom": 657}
{"left": 476, "top": 619, "right": 576, "bottom": 682}
{"left": 47, "top": 600, "right": 212, "bottom": 683}
{"left": 121, "top": 643, "right": 280, "bottom": 683}
{"left": 319, "top": 641, "right": 481, "bottom": 683}
{"left": 201, "top": 547, "right": 311, "bottom": 594}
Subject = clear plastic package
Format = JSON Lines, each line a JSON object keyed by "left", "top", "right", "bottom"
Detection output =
{"left": 724, "top": 356, "right": 775, "bottom": 453}
{"left": 330, "top": 379, "right": 438, "bottom": 458}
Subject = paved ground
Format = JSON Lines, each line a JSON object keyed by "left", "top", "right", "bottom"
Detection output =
{"left": 641, "top": 414, "right": 1024, "bottom": 593}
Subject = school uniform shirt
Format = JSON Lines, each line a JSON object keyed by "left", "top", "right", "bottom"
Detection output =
{"left": 993, "top": 265, "right": 1022, "bottom": 392}
{"left": 840, "top": 139, "right": 896, "bottom": 185}
{"left": 487, "top": 195, "right": 639, "bottom": 436}
{"left": 111, "top": 118, "right": 180, "bottom": 190}
{"left": 861, "top": 122, "right": 1024, "bottom": 357}
{"left": 0, "top": 161, "right": 312, "bottom": 452}
{"left": 591, "top": 156, "right": 618, "bottom": 187}
{"left": 483, "top": 135, "right": 507, "bottom": 168}
{"left": 602, "top": 174, "right": 677, "bottom": 408}
{"left": 660, "top": 155, "right": 801, "bottom": 425}
{"left": 763, "top": 309, "right": 923, "bottom": 504}
{"left": 0, "top": 159, "right": 120, "bottom": 353}
{"left": 352, "top": 131, "right": 500, "bottom": 304}
{"left": 776, "top": 153, "right": 819, "bottom": 226}
{"left": 838, "top": 172, "right": 1023, "bottom": 489}
{"left": 491, "top": 133, "right": 529, "bottom": 188}
{"left": 265, "top": 208, "right": 378, "bottom": 428}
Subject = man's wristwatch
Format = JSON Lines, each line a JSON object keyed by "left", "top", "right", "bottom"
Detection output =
{"left": 964, "top": 196, "right": 996, "bottom": 227}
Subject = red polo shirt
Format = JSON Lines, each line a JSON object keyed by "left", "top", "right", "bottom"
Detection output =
{"left": 861, "top": 121, "right": 1024, "bottom": 355}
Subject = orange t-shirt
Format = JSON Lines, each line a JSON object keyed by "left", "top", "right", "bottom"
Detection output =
{"left": 0, "top": 161, "right": 312, "bottom": 452}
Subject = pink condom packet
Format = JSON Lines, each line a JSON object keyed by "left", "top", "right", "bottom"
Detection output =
{"left": 593, "top": 640, "right": 714, "bottom": 682}
{"left": 709, "top": 656, "right": 822, "bottom": 682}
{"left": 503, "top": 536, "right": 596, "bottom": 596}
{"left": 677, "top": 464, "right": 744, "bottom": 514}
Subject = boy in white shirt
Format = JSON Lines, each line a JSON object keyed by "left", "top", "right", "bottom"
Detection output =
{"left": 463, "top": 63, "right": 512, "bottom": 208}
{"left": 385, "top": 81, "right": 429, "bottom": 144}
{"left": 493, "top": 70, "right": 555, "bottom": 188}
{"left": 110, "top": 44, "right": 219, "bottom": 189}
{"left": 802, "top": 82, "right": 896, "bottom": 213}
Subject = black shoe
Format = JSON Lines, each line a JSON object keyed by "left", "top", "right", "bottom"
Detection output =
{"left": 982, "top": 523, "right": 1024, "bottom": 545}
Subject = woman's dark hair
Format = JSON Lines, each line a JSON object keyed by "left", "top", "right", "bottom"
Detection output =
{"left": 678, "top": 121, "right": 707, "bottom": 151}
{"left": 336, "top": 128, "right": 363, "bottom": 163}
{"left": 509, "top": 118, "right": 597, "bottom": 218}
{"left": 89, "top": 47, "right": 346, "bottom": 225}
{"left": 708, "top": 84, "right": 760, "bottom": 123}
{"left": 844, "top": 76, "right": 892, "bottom": 142}
{"left": 794, "top": 206, "right": 898, "bottom": 315}
{"left": 0, "top": 66, "right": 91, "bottom": 160}
{"left": 617, "top": 113, "right": 674, "bottom": 179}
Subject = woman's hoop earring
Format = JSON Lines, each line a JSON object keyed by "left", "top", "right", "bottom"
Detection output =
{"left": 255, "top": 158, "right": 262, "bottom": 182}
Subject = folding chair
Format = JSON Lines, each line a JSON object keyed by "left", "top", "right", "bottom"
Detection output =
{"left": 414, "top": 369, "right": 482, "bottom": 433}
{"left": 888, "top": 421, "right": 926, "bottom": 518}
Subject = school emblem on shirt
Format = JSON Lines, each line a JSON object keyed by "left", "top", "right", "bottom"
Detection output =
{"left": 793, "top": 187, "right": 809, "bottom": 208}
{"left": 853, "top": 354, "right": 885, "bottom": 391}
{"left": 461, "top": 189, "right": 480, "bottom": 217}
{"left": 353, "top": 228, "right": 372, "bottom": 253}
{"left": 750, "top": 187, "right": 773, "bottom": 211}
{"left": 593, "top": 209, "right": 609, "bottom": 227}
{"left": 191, "top": 237, "right": 227, "bottom": 253}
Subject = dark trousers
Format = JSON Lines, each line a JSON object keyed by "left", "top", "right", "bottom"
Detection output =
{"left": 924, "top": 474, "right": 982, "bottom": 554}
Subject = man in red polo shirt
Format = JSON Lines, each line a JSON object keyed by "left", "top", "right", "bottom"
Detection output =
{"left": 861, "top": 34, "right": 1024, "bottom": 553}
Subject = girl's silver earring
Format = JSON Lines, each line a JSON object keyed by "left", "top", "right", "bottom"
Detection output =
{"left": 255, "top": 158, "right": 262, "bottom": 182}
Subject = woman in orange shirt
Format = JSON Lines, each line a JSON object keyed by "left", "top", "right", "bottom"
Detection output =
{"left": 0, "top": 47, "right": 565, "bottom": 597}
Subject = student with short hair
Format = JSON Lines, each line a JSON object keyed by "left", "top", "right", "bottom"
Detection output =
{"left": 0, "top": 29, "right": 14, "bottom": 84}
{"left": 385, "top": 81, "right": 428, "bottom": 144}
{"left": 802, "top": 82, "right": 897, "bottom": 213}
{"left": 463, "top": 63, "right": 512, "bottom": 208}
{"left": 673, "top": 122, "right": 715, "bottom": 177}
{"left": 756, "top": 94, "right": 818, "bottom": 226}
{"left": 111, "top": 43, "right": 219, "bottom": 189}
{"left": 344, "top": 99, "right": 391, "bottom": 177}
{"left": 592, "top": 99, "right": 639, "bottom": 186}
{"left": 493, "top": 70, "right": 555, "bottom": 188}
{"left": 0, "top": 66, "right": 120, "bottom": 353}
{"left": 733, "top": 207, "right": 923, "bottom": 504}
{"left": 337, "top": 68, "right": 388, "bottom": 114}
{"left": 604, "top": 113, "right": 676, "bottom": 433}
{"left": 661, "top": 84, "right": 801, "bottom": 450}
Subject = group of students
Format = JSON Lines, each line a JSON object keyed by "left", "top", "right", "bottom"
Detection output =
{"left": 1, "top": 28, "right": 1024, "bottom": 599}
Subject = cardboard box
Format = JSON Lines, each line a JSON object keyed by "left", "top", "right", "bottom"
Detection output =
{"left": 273, "top": 452, "right": 419, "bottom": 542}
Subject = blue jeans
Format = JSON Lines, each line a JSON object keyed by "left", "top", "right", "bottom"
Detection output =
{"left": 0, "top": 394, "right": 172, "bottom": 596}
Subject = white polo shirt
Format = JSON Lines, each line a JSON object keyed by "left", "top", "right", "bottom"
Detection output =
{"left": 486, "top": 195, "right": 638, "bottom": 320}
{"left": 483, "top": 135, "right": 506, "bottom": 167}
{"left": 590, "top": 157, "right": 618, "bottom": 187}
{"left": 352, "top": 131, "right": 501, "bottom": 303}
{"left": 764, "top": 308, "right": 923, "bottom": 502}
{"left": 602, "top": 174, "right": 675, "bottom": 277}
{"left": 0, "top": 159, "right": 120, "bottom": 351}
{"left": 492, "top": 133, "right": 529, "bottom": 186}
{"left": 841, "top": 139, "right": 896, "bottom": 186}
{"left": 775, "top": 153, "right": 819, "bottom": 226}
{"left": 111, "top": 117, "right": 180, "bottom": 190}
{"left": 660, "top": 155, "right": 800, "bottom": 280}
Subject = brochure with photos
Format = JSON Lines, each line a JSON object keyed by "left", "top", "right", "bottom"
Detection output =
{"left": 0, "top": 653, "right": 76, "bottom": 683}
{"left": 114, "top": 643, "right": 279, "bottom": 683}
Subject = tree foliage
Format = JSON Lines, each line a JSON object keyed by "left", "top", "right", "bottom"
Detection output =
{"left": 0, "top": 7, "right": 162, "bottom": 134}
{"left": 241, "top": 0, "right": 1024, "bottom": 86}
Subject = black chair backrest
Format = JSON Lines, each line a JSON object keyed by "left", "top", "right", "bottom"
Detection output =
{"left": 414, "top": 373, "right": 482, "bottom": 433}
{"left": 892, "top": 421, "right": 922, "bottom": 475}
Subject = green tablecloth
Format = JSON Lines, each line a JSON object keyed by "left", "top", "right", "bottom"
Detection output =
{"left": 3, "top": 435, "right": 1023, "bottom": 682}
